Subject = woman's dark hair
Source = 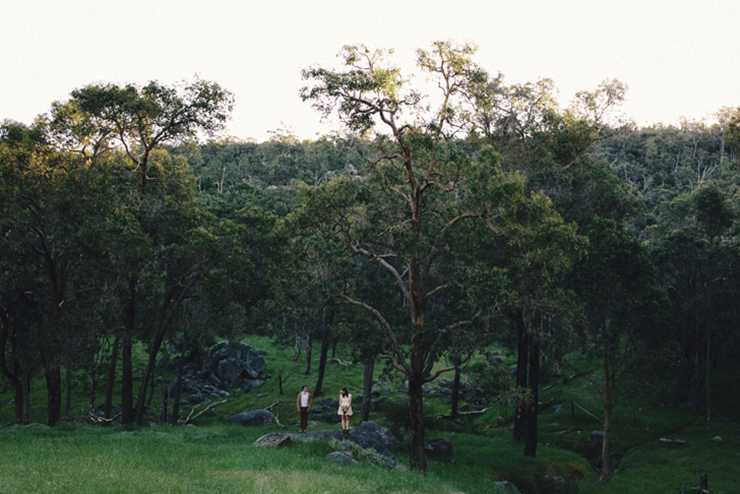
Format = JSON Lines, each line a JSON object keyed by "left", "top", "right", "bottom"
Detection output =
{"left": 341, "top": 387, "right": 348, "bottom": 396}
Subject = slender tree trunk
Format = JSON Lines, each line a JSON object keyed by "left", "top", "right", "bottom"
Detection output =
{"left": 3, "top": 354, "right": 26, "bottom": 424}
{"left": 12, "top": 368, "right": 23, "bottom": 423}
{"left": 7, "top": 360, "right": 22, "bottom": 423}
{"left": 38, "top": 316, "right": 62, "bottom": 426}
{"left": 171, "top": 363, "right": 185, "bottom": 425}
{"left": 692, "top": 319, "right": 704, "bottom": 402}
{"left": 33, "top": 236, "right": 68, "bottom": 427}
{"left": 20, "top": 367, "right": 31, "bottom": 425}
{"left": 705, "top": 280, "right": 713, "bottom": 429}
{"left": 313, "top": 310, "right": 330, "bottom": 397}
{"left": 513, "top": 310, "right": 528, "bottom": 442}
{"left": 292, "top": 327, "right": 299, "bottom": 361}
{"left": 361, "top": 355, "right": 375, "bottom": 423}
{"left": 2, "top": 314, "right": 34, "bottom": 425}
{"left": 121, "top": 327, "right": 133, "bottom": 424}
{"left": 601, "top": 363, "right": 614, "bottom": 483}
{"left": 16, "top": 349, "right": 32, "bottom": 425}
{"left": 0, "top": 311, "right": 24, "bottom": 423}
{"left": 407, "top": 343, "right": 427, "bottom": 472}
{"left": 121, "top": 277, "right": 136, "bottom": 424}
{"left": 161, "top": 387, "right": 169, "bottom": 425}
{"left": 135, "top": 322, "right": 171, "bottom": 425}
{"left": 305, "top": 329, "right": 313, "bottom": 376}
{"left": 451, "top": 367, "right": 461, "bottom": 421}
{"left": 135, "top": 285, "right": 189, "bottom": 425}
{"left": 146, "top": 367, "right": 156, "bottom": 407}
{"left": 104, "top": 334, "right": 120, "bottom": 419}
{"left": 523, "top": 332, "right": 539, "bottom": 457}
{"left": 705, "top": 316, "right": 711, "bottom": 429}
{"left": 65, "top": 366, "right": 73, "bottom": 417}
{"left": 43, "top": 354, "right": 62, "bottom": 426}
{"left": 88, "top": 344, "right": 101, "bottom": 412}
{"left": 171, "top": 326, "right": 188, "bottom": 424}
{"left": 135, "top": 335, "right": 163, "bottom": 425}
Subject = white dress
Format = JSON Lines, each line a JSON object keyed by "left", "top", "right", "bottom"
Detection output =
{"left": 337, "top": 393, "right": 353, "bottom": 416}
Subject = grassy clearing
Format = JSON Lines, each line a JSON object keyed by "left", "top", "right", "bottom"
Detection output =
{"left": 0, "top": 425, "right": 465, "bottom": 494}
{"left": 1, "top": 336, "right": 739, "bottom": 493}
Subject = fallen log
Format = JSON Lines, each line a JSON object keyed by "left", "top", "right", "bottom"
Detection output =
{"left": 181, "top": 399, "right": 229, "bottom": 425}
{"left": 436, "top": 407, "right": 490, "bottom": 419}
{"left": 572, "top": 401, "right": 603, "bottom": 423}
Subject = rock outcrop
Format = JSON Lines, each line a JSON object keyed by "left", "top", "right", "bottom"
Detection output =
{"left": 255, "top": 421, "right": 402, "bottom": 468}
{"left": 226, "top": 410, "right": 276, "bottom": 427}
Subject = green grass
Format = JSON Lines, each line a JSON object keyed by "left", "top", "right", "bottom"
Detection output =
{"left": 1, "top": 336, "right": 739, "bottom": 493}
{"left": 572, "top": 421, "right": 740, "bottom": 494}
{"left": 0, "top": 425, "right": 467, "bottom": 493}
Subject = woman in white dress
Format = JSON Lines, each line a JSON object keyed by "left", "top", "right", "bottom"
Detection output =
{"left": 337, "top": 387, "right": 353, "bottom": 434}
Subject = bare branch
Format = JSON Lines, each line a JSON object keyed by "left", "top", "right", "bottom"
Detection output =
{"left": 448, "top": 212, "right": 482, "bottom": 227}
{"left": 338, "top": 294, "right": 410, "bottom": 374}
{"left": 181, "top": 399, "right": 229, "bottom": 425}
{"left": 423, "top": 365, "right": 456, "bottom": 383}
{"left": 424, "top": 284, "right": 448, "bottom": 302}
{"left": 378, "top": 354, "right": 411, "bottom": 376}
{"left": 349, "top": 242, "right": 414, "bottom": 312}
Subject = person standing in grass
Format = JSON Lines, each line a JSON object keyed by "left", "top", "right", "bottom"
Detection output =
{"left": 338, "top": 388, "right": 353, "bottom": 434}
{"left": 297, "top": 385, "right": 312, "bottom": 433}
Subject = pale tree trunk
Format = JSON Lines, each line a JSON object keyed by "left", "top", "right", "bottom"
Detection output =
{"left": 292, "top": 325, "right": 300, "bottom": 361}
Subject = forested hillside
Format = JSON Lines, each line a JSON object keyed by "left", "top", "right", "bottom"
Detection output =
{"left": 2, "top": 42, "right": 740, "bottom": 484}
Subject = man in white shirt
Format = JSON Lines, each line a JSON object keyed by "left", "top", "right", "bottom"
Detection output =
{"left": 296, "top": 385, "right": 312, "bottom": 432}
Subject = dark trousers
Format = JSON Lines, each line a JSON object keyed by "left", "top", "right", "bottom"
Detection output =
{"left": 299, "top": 407, "right": 309, "bottom": 431}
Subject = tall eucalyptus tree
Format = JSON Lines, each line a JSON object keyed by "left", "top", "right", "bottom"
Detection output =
{"left": 299, "top": 41, "right": 581, "bottom": 470}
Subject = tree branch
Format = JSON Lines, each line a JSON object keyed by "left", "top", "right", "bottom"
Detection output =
{"left": 338, "top": 294, "right": 410, "bottom": 374}
{"left": 423, "top": 365, "right": 456, "bottom": 384}
{"left": 349, "top": 242, "right": 414, "bottom": 314}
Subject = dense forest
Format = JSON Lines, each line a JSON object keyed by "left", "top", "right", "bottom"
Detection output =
{"left": 2, "top": 42, "right": 740, "bottom": 481}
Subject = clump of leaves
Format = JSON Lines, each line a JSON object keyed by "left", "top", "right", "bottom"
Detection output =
{"left": 469, "top": 351, "right": 531, "bottom": 419}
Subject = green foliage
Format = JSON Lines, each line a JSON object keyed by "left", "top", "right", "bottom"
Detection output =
{"left": 4, "top": 38, "right": 740, "bottom": 493}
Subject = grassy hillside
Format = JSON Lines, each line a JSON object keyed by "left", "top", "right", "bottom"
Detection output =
{"left": 1, "top": 335, "right": 738, "bottom": 493}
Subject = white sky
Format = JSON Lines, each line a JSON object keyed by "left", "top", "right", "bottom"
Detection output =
{"left": 2, "top": 0, "right": 739, "bottom": 142}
